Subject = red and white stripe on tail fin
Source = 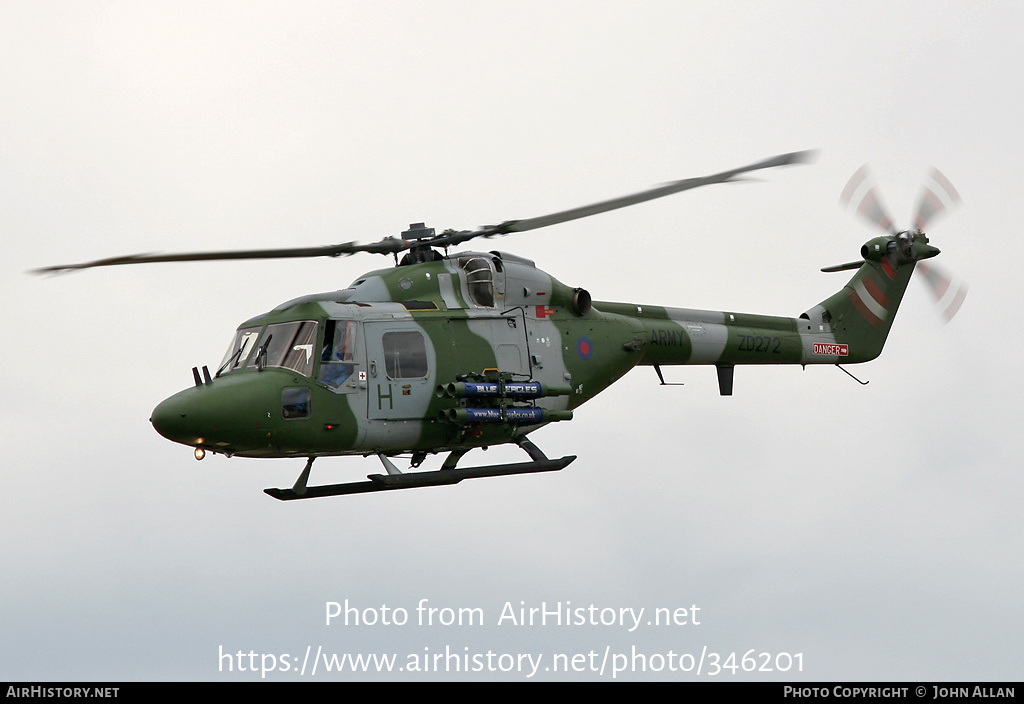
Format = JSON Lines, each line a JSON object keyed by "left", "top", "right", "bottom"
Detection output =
{"left": 848, "top": 269, "right": 893, "bottom": 329}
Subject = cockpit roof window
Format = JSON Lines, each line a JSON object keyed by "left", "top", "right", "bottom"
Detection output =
{"left": 459, "top": 255, "right": 495, "bottom": 307}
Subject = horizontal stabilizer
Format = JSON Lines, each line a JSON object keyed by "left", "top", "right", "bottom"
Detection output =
{"left": 821, "top": 260, "right": 865, "bottom": 273}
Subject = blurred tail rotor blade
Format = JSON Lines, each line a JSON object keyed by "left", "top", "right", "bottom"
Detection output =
{"left": 917, "top": 260, "right": 968, "bottom": 323}
{"left": 913, "top": 167, "right": 962, "bottom": 230}
{"left": 839, "top": 164, "right": 897, "bottom": 234}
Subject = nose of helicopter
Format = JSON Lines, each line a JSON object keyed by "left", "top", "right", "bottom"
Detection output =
{"left": 150, "top": 372, "right": 358, "bottom": 457}
{"left": 149, "top": 378, "right": 266, "bottom": 452}
{"left": 150, "top": 387, "right": 207, "bottom": 447}
{"left": 152, "top": 367, "right": 302, "bottom": 456}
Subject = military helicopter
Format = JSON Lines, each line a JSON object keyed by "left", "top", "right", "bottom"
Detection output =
{"left": 36, "top": 151, "right": 964, "bottom": 500}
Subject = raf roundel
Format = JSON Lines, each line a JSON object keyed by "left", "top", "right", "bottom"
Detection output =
{"left": 577, "top": 336, "right": 593, "bottom": 360}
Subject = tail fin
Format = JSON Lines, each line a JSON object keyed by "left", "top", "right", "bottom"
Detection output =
{"left": 809, "top": 253, "right": 917, "bottom": 363}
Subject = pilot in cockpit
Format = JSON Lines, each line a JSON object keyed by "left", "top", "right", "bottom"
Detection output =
{"left": 319, "top": 320, "right": 355, "bottom": 389}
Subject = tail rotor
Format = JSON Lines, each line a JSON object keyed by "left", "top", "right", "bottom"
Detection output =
{"left": 839, "top": 164, "right": 898, "bottom": 235}
{"left": 917, "top": 260, "right": 969, "bottom": 323}
{"left": 914, "top": 167, "right": 962, "bottom": 231}
{"left": 839, "top": 165, "right": 968, "bottom": 324}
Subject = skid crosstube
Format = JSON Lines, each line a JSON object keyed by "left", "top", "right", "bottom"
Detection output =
{"left": 263, "top": 455, "right": 576, "bottom": 501}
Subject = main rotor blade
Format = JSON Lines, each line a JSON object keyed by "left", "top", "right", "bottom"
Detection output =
{"left": 470, "top": 149, "right": 817, "bottom": 238}
{"left": 31, "top": 241, "right": 384, "bottom": 274}
{"left": 34, "top": 149, "right": 815, "bottom": 273}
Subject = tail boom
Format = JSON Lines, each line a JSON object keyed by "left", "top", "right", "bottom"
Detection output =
{"left": 593, "top": 253, "right": 919, "bottom": 372}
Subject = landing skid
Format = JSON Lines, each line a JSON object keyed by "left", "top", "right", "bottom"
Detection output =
{"left": 264, "top": 440, "right": 575, "bottom": 501}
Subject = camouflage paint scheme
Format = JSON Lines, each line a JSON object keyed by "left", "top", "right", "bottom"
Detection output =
{"left": 150, "top": 231, "right": 937, "bottom": 464}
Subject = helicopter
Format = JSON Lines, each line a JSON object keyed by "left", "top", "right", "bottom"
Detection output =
{"left": 35, "top": 151, "right": 965, "bottom": 500}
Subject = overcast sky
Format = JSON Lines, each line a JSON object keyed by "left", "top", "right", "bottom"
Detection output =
{"left": 2, "top": 1, "right": 1021, "bottom": 681}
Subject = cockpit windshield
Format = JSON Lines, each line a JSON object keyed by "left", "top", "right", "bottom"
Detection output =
{"left": 245, "top": 321, "right": 319, "bottom": 377}
{"left": 218, "top": 327, "right": 261, "bottom": 375}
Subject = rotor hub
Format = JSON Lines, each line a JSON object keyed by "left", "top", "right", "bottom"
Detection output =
{"left": 401, "top": 223, "right": 436, "bottom": 241}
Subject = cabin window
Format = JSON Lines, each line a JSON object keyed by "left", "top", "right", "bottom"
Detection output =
{"left": 382, "top": 331, "right": 428, "bottom": 379}
{"left": 319, "top": 319, "right": 357, "bottom": 390}
{"left": 247, "top": 321, "right": 318, "bottom": 377}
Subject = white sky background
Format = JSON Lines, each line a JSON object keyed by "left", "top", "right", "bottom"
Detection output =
{"left": 2, "top": 0, "right": 1021, "bottom": 681}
